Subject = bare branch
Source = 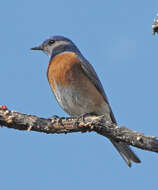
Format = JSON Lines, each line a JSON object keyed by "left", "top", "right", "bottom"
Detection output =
{"left": 0, "top": 106, "right": 158, "bottom": 153}
{"left": 152, "top": 13, "right": 158, "bottom": 35}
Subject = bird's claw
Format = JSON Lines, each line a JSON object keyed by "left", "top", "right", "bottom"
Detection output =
{"left": 74, "top": 112, "right": 96, "bottom": 129}
{"left": 49, "top": 115, "right": 65, "bottom": 126}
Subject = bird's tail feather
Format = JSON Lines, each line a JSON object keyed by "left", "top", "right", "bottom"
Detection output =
{"left": 110, "top": 139, "right": 141, "bottom": 167}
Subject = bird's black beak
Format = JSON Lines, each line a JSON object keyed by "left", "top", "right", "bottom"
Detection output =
{"left": 31, "top": 45, "right": 43, "bottom": 51}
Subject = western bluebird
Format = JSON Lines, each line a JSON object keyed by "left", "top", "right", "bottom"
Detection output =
{"left": 31, "top": 36, "right": 141, "bottom": 167}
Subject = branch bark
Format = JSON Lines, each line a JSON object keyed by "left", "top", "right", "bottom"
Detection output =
{"left": 0, "top": 106, "right": 158, "bottom": 153}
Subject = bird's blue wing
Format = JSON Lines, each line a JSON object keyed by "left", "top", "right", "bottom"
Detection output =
{"left": 76, "top": 54, "right": 117, "bottom": 123}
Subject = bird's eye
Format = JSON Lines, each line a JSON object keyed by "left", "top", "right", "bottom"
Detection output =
{"left": 48, "top": 40, "right": 55, "bottom": 45}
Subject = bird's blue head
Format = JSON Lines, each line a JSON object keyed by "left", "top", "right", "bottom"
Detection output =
{"left": 31, "top": 36, "right": 80, "bottom": 58}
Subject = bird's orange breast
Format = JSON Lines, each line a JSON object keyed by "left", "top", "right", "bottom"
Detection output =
{"left": 47, "top": 52, "right": 82, "bottom": 91}
{"left": 47, "top": 51, "right": 108, "bottom": 116}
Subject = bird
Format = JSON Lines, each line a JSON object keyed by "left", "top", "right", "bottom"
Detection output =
{"left": 31, "top": 35, "right": 141, "bottom": 167}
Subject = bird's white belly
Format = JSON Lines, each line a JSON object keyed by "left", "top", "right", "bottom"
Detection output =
{"left": 53, "top": 82, "right": 111, "bottom": 121}
{"left": 54, "top": 84, "right": 89, "bottom": 116}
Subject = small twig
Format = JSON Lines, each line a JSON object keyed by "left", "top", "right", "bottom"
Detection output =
{"left": 152, "top": 13, "right": 158, "bottom": 35}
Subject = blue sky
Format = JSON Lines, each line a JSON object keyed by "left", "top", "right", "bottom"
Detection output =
{"left": 0, "top": 0, "right": 158, "bottom": 189}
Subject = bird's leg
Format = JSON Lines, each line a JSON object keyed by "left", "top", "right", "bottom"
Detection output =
{"left": 74, "top": 112, "right": 97, "bottom": 132}
{"left": 49, "top": 115, "right": 66, "bottom": 126}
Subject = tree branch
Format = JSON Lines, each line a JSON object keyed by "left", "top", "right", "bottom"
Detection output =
{"left": 152, "top": 13, "right": 158, "bottom": 35}
{"left": 0, "top": 106, "right": 158, "bottom": 153}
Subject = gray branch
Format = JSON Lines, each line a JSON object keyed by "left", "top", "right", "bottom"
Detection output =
{"left": 0, "top": 106, "right": 158, "bottom": 153}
